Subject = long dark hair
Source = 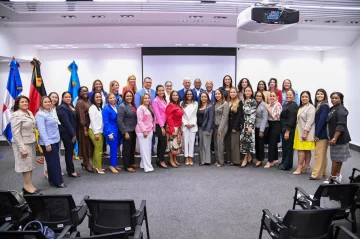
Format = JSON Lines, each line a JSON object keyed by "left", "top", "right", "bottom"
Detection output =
{"left": 198, "top": 92, "right": 211, "bottom": 109}
{"left": 181, "top": 89, "right": 194, "bottom": 108}
{"left": 243, "top": 86, "right": 254, "bottom": 100}
{"left": 222, "top": 75, "right": 233, "bottom": 88}
{"left": 155, "top": 84, "right": 166, "bottom": 102}
{"left": 48, "top": 92, "right": 59, "bottom": 108}
{"left": 14, "top": 95, "right": 30, "bottom": 112}
{"left": 254, "top": 91, "right": 265, "bottom": 102}
{"left": 300, "top": 91, "right": 313, "bottom": 106}
{"left": 92, "top": 79, "right": 105, "bottom": 93}
{"left": 92, "top": 92, "right": 103, "bottom": 110}
{"left": 330, "top": 92, "right": 344, "bottom": 105}
{"left": 61, "top": 91, "right": 73, "bottom": 106}
{"left": 237, "top": 78, "right": 252, "bottom": 92}
{"left": 78, "top": 86, "right": 89, "bottom": 99}
{"left": 314, "top": 88, "right": 328, "bottom": 108}
{"left": 214, "top": 89, "right": 225, "bottom": 104}
{"left": 123, "top": 90, "right": 135, "bottom": 106}
{"left": 170, "top": 90, "right": 180, "bottom": 105}
{"left": 257, "top": 80, "right": 268, "bottom": 91}
{"left": 268, "top": 78, "right": 278, "bottom": 89}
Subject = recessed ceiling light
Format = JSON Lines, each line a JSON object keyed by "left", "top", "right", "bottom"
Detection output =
{"left": 268, "top": 45, "right": 274, "bottom": 48}
{"left": 113, "top": 20, "right": 122, "bottom": 22}
{"left": 120, "top": 15, "right": 134, "bottom": 18}
{"left": 1, "top": 59, "right": 10, "bottom": 62}
{"left": 0, "top": 16, "right": 9, "bottom": 20}
{"left": 189, "top": 16, "right": 203, "bottom": 19}
{"left": 137, "top": 44, "right": 143, "bottom": 46}
{"left": 51, "top": 45, "right": 58, "bottom": 47}
{"left": 175, "top": 44, "right": 182, "bottom": 46}
{"left": 179, "top": 20, "right": 187, "bottom": 22}
{"left": 194, "top": 20, "right": 203, "bottom": 22}
{"left": 106, "top": 46, "right": 113, "bottom": 48}
{"left": 188, "top": 44, "right": 195, "bottom": 46}
{"left": 248, "top": 47, "right": 256, "bottom": 49}
{"left": 210, "top": 20, "right": 220, "bottom": 23}
{"left": 202, "top": 44, "right": 209, "bottom": 46}
{"left": 214, "top": 16, "right": 227, "bottom": 19}
{"left": 302, "top": 19, "right": 315, "bottom": 22}
{"left": 72, "top": 47, "right": 79, "bottom": 49}
{"left": 57, "top": 47, "right": 64, "bottom": 49}
{"left": 91, "top": 15, "right": 105, "bottom": 18}
{"left": 347, "top": 21, "right": 359, "bottom": 24}
{"left": 42, "top": 47, "right": 49, "bottom": 50}
{"left": 62, "top": 15, "right": 76, "bottom": 19}
{"left": 240, "top": 44, "right": 247, "bottom": 47}
{"left": 66, "top": 45, "right": 73, "bottom": 47}
{"left": 324, "top": 20, "right": 338, "bottom": 23}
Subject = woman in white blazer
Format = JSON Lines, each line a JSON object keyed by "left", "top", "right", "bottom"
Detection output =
{"left": 181, "top": 89, "right": 198, "bottom": 166}
{"left": 293, "top": 91, "right": 316, "bottom": 175}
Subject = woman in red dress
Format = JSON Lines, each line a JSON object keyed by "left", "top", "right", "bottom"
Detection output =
{"left": 122, "top": 74, "right": 138, "bottom": 97}
{"left": 166, "top": 91, "right": 184, "bottom": 168}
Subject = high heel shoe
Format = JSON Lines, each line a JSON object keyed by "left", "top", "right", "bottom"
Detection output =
{"left": 94, "top": 168, "right": 105, "bottom": 174}
{"left": 81, "top": 163, "right": 93, "bottom": 173}
{"left": 22, "top": 188, "right": 38, "bottom": 195}
{"left": 240, "top": 160, "right": 248, "bottom": 168}
{"left": 158, "top": 162, "right": 168, "bottom": 169}
{"left": 174, "top": 159, "right": 181, "bottom": 166}
{"left": 189, "top": 158, "right": 193, "bottom": 165}
{"left": 185, "top": 157, "right": 189, "bottom": 166}
{"left": 253, "top": 161, "right": 262, "bottom": 168}
{"left": 109, "top": 166, "right": 119, "bottom": 174}
{"left": 68, "top": 172, "right": 81, "bottom": 178}
{"left": 302, "top": 165, "right": 311, "bottom": 173}
{"left": 293, "top": 166, "right": 303, "bottom": 175}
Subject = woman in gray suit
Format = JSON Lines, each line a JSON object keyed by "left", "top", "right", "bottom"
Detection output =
{"left": 254, "top": 91, "right": 268, "bottom": 167}
{"left": 10, "top": 96, "right": 39, "bottom": 194}
{"left": 197, "top": 92, "right": 214, "bottom": 165}
{"left": 214, "top": 89, "right": 229, "bottom": 167}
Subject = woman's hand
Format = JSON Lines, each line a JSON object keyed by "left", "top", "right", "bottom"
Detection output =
{"left": 302, "top": 131, "right": 308, "bottom": 141}
{"left": 205, "top": 132, "right": 211, "bottom": 136}
{"left": 71, "top": 136, "right": 76, "bottom": 143}
{"left": 21, "top": 151, "right": 28, "bottom": 158}
{"left": 109, "top": 135, "right": 114, "bottom": 141}
{"left": 143, "top": 131, "right": 148, "bottom": 138}
{"left": 248, "top": 126, "right": 252, "bottom": 134}
{"left": 232, "top": 129, "right": 236, "bottom": 133}
{"left": 330, "top": 138, "right": 337, "bottom": 146}
{"left": 284, "top": 131, "right": 289, "bottom": 140}
{"left": 315, "top": 136, "right": 320, "bottom": 142}
{"left": 95, "top": 134, "right": 100, "bottom": 141}
{"left": 259, "top": 131, "right": 264, "bottom": 137}
{"left": 125, "top": 133, "right": 130, "bottom": 140}
{"left": 46, "top": 145, "right": 52, "bottom": 152}
{"left": 161, "top": 127, "right": 166, "bottom": 136}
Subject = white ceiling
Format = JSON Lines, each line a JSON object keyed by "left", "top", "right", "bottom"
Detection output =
{"left": 0, "top": 0, "right": 359, "bottom": 50}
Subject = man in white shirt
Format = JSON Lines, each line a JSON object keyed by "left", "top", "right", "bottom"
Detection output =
{"left": 192, "top": 78, "right": 206, "bottom": 102}
{"left": 177, "top": 77, "right": 192, "bottom": 101}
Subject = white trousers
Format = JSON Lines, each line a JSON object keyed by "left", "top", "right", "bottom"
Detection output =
{"left": 182, "top": 128, "right": 196, "bottom": 157}
{"left": 136, "top": 131, "right": 154, "bottom": 172}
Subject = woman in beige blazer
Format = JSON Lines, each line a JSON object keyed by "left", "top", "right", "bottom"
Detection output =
{"left": 10, "top": 96, "right": 39, "bottom": 194}
{"left": 293, "top": 91, "right": 316, "bottom": 175}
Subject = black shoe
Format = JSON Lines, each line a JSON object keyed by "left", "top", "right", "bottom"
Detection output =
{"left": 22, "top": 188, "right": 38, "bottom": 195}
{"left": 253, "top": 162, "right": 263, "bottom": 168}
{"left": 199, "top": 162, "right": 206, "bottom": 166}
{"left": 68, "top": 173, "right": 81, "bottom": 178}
{"left": 152, "top": 151, "right": 156, "bottom": 156}
{"left": 309, "top": 177, "right": 318, "bottom": 180}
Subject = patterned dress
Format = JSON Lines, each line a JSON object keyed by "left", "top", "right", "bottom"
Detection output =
{"left": 75, "top": 98, "right": 93, "bottom": 167}
{"left": 240, "top": 98, "right": 257, "bottom": 154}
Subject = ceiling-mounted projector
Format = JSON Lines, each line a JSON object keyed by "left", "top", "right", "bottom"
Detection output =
{"left": 237, "top": 3, "right": 299, "bottom": 32}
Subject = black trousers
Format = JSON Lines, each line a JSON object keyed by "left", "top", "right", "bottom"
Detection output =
{"left": 41, "top": 143, "right": 63, "bottom": 187}
{"left": 267, "top": 121, "right": 281, "bottom": 162}
{"left": 255, "top": 127, "right": 268, "bottom": 161}
{"left": 279, "top": 129, "right": 295, "bottom": 170}
{"left": 59, "top": 130, "right": 75, "bottom": 174}
{"left": 122, "top": 131, "right": 136, "bottom": 169}
{"left": 155, "top": 124, "right": 167, "bottom": 162}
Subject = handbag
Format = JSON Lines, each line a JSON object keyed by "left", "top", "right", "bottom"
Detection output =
{"left": 23, "top": 220, "right": 56, "bottom": 239}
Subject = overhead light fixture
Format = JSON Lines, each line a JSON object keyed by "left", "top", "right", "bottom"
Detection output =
{"left": 120, "top": 15, "right": 134, "bottom": 18}
{"left": 175, "top": 44, "right": 182, "bottom": 46}
{"left": 240, "top": 44, "right": 247, "bottom": 47}
{"left": 57, "top": 47, "right": 64, "bottom": 49}
{"left": 188, "top": 44, "right": 195, "bottom": 46}
{"left": 324, "top": 20, "right": 338, "bottom": 24}
{"left": 202, "top": 44, "right": 209, "bottom": 46}
{"left": 137, "top": 44, "right": 143, "bottom": 46}
{"left": 1, "top": 59, "right": 10, "bottom": 62}
{"left": 189, "top": 16, "right": 203, "bottom": 19}
{"left": 214, "top": 16, "right": 227, "bottom": 19}
{"left": 0, "top": 16, "right": 9, "bottom": 20}
{"left": 91, "top": 15, "right": 106, "bottom": 18}
{"left": 66, "top": 45, "right": 73, "bottom": 47}
{"left": 50, "top": 45, "right": 58, "bottom": 47}
{"left": 194, "top": 20, "right": 203, "bottom": 22}
{"left": 210, "top": 20, "right": 220, "bottom": 23}
{"left": 62, "top": 15, "right": 76, "bottom": 19}
{"left": 302, "top": 19, "right": 315, "bottom": 23}
{"left": 120, "top": 44, "right": 127, "bottom": 46}
{"left": 347, "top": 21, "right": 359, "bottom": 24}
{"left": 268, "top": 45, "right": 274, "bottom": 48}
{"left": 72, "top": 46, "right": 79, "bottom": 49}
{"left": 255, "top": 45, "right": 261, "bottom": 47}
{"left": 42, "top": 47, "right": 49, "bottom": 50}
{"left": 179, "top": 20, "right": 187, "bottom": 22}
{"left": 106, "top": 45, "right": 113, "bottom": 48}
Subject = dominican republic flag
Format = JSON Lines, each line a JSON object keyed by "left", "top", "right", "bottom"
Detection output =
{"left": 1, "top": 59, "right": 23, "bottom": 144}
{"left": 28, "top": 58, "right": 47, "bottom": 116}
{"left": 68, "top": 61, "right": 80, "bottom": 106}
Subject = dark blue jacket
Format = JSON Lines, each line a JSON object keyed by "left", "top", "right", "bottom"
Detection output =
{"left": 315, "top": 104, "right": 329, "bottom": 140}
{"left": 200, "top": 104, "right": 215, "bottom": 133}
{"left": 192, "top": 88, "right": 206, "bottom": 102}
{"left": 57, "top": 103, "right": 77, "bottom": 138}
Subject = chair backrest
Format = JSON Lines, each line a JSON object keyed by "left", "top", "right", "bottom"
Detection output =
{"left": 0, "top": 191, "right": 28, "bottom": 226}
{"left": 0, "top": 230, "right": 47, "bottom": 239}
{"left": 24, "top": 194, "right": 76, "bottom": 230}
{"left": 281, "top": 208, "right": 338, "bottom": 239}
{"left": 313, "top": 184, "right": 360, "bottom": 217}
{"left": 84, "top": 199, "right": 137, "bottom": 235}
{"left": 76, "top": 231, "right": 130, "bottom": 239}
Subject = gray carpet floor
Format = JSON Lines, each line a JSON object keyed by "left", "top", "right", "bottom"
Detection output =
{"left": 0, "top": 145, "right": 359, "bottom": 239}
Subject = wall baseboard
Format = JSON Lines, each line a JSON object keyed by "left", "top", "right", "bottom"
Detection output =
{"left": 350, "top": 143, "right": 360, "bottom": 152}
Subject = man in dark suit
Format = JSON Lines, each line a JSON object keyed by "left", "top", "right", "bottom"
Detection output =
{"left": 177, "top": 77, "right": 192, "bottom": 101}
{"left": 192, "top": 78, "right": 206, "bottom": 102}
{"left": 205, "top": 80, "right": 215, "bottom": 104}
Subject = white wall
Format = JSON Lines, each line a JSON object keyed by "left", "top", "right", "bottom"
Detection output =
{"left": 323, "top": 36, "right": 360, "bottom": 146}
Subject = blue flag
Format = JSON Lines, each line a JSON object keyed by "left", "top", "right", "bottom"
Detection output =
{"left": 2, "top": 59, "right": 23, "bottom": 144}
{"left": 68, "top": 61, "right": 80, "bottom": 159}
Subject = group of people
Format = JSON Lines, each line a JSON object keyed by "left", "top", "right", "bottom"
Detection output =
{"left": 10, "top": 75, "right": 351, "bottom": 195}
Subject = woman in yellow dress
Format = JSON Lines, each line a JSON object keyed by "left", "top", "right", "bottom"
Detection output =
{"left": 293, "top": 91, "right": 316, "bottom": 175}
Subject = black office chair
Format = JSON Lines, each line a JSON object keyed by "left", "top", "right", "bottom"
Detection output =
{"left": 334, "top": 226, "right": 359, "bottom": 239}
{"left": 293, "top": 184, "right": 360, "bottom": 232}
{"left": 68, "top": 231, "right": 138, "bottom": 239}
{"left": 349, "top": 168, "right": 360, "bottom": 209}
{"left": 85, "top": 199, "right": 149, "bottom": 239}
{"left": 258, "top": 208, "right": 338, "bottom": 239}
{"left": 24, "top": 194, "right": 88, "bottom": 234}
{"left": 0, "top": 190, "right": 31, "bottom": 229}
{"left": 0, "top": 230, "right": 50, "bottom": 239}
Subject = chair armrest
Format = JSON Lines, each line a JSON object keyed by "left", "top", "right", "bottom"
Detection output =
{"left": 137, "top": 200, "right": 146, "bottom": 214}
{"left": 335, "top": 226, "right": 359, "bottom": 239}
{"left": 349, "top": 168, "right": 360, "bottom": 183}
{"left": 133, "top": 225, "right": 143, "bottom": 239}
{"left": 295, "top": 187, "right": 316, "bottom": 202}
{"left": 56, "top": 225, "right": 72, "bottom": 239}
{"left": 262, "top": 209, "right": 284, "bottom": 230}
{"left": 69, "top": 231, "right": 80, "bottom": 238}
{"left": 0, "top": 222, "right": 14, "bottom": 231}
{"left": 73, "top": 195, "right": 89, "bottom": 212}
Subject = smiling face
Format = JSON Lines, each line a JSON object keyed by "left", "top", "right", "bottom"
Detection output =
{"left": 94, "top": 92, "right": 102, "bottom": 106}
{"left": 205, "top": 81, "right": 213, "bottom": 92}
{"left": 286, "top": 90, "right": 294, "bottom": 102}
{"left": 80, "top": 87, "right": 89, "bottom": 98}
{"left": 269, "top": 79, "right": 276, "bottom": 89}
{"left": 144, "top": 78, "right": 152, "bottom": 90}
{"left": 42, "top": 97, "right": 52, "bottom": 110}
{"left": 143, "top": 94, "right": 151, "bottom": 106}
{"left": 269, "top": 92, "right": 278, "bottom": 103}
{"left": 183, "top": 79, "right": 191, "bottom": 90}
{"left": 331, "top": 93, "right": 341, "bottom": 106}
{"left": 244, "top": 87, "right": 253, "bottom": 99}
{"left": 316, "top": 91, "right": 325, "bottom": 102}
{"left": 255, "top": 92, "right": 263, "bottom": 103}
{"left": 49, "top": 93, "right": 59, "bottom": 106}
{"left": 224, "top": 76, "right": 231, "bottom": 87}
{"left": 186, "top": 91, "right": 194, "bottom": 101}
{"left": 229, "top": 88, "right": 237, "bottom": 100}
{"left": 129, "top": 76, "right": 136, "bottom": 86}
{"left": 194, "top": 79, "right": 201, "bottom": 90}
{"left": 283, "top": 80, "right": 291, "bottom": 90}
{"left": 200, "top": 93, "right": 208, "bottom": 104}
{"left": 214, "top": 90, "right": 222, "bottom": 101}
{"left": 165, "top": 82, "right": 172, "bottom": 93}
{"left": 94, "top": 81, "right": 102, "bottom": 92}
{"left": 19, "top": 97, "right": 29, "bottom": 111}
{"left": 301, "top": 92, "right": 310, "bottom": 105}
{"left": 171, "top": 92, "right": 179, "bottom": 103}
{"left": 157, "top": 86, "right": 165, "bottom": 97}
{"left": 62, "top": 93, "right": 72, "bottom": 105}
{"left": 258, "top": 81, "right": 265, "bottom": 91}
{"left": 108, "top": 94, "right": 116, "bottom": 105}
{"left": 112, "top": 82, "right": 119, "bottom": 92}
{"left": 241, "top": 80, "right": 248, "bottom": 89}
{"left": 125, "top": 92, "right": 133, "bottom": 104}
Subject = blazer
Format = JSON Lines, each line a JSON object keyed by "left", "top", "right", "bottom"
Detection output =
{"left": 136, "top": 105, "right": 155, "bottom": 133}
{"left": 181, "top": 101, "right": 198, "bottom": 132}
{"left": 10, "top": 110, "right": 36, "bottom": 152}
{"left": 206, "top": 90, "right": 215, "bottom": 104}
{"left": 177, "top": 88, "right": 192, "bottom": 102}
{"left": 228, "top": 101, "right": 243, "bottom": 132}
{"left": 102, "top": 104, "right": 119, "bottom": 138}
{"left": 214, "top": 101, "right": 229, "bottom": 134}
{"left": 315, "top": 104, "right": 330, "bottom": 140}
{"left": 36, "top": 110, "right": 60, "bottom": 146}
{"left": 166, "top": 103, "right": 183, "bottom": 134}
{"left": 57, "top": 103, "right": 77, "bottom": 138}
{"left": 200, "top": 104, "right": 215, "bottom": 133}
{"left": 122, "top": 85, "right": 135, "bottom": 98}
{"left": 326, "top": 105, "right": 351, "bottom": 144}
{"left": 135, "top": 88, "right": 156, "bottom": 108}
{"left": 152, "top": 96, "right": 167, "bottom": 127}
{"left": 296, "top": 103, "right": 316, "bottom": 141}
{"left": 255, "top": 101, "right": 269, "bottom": 132}
{"left": 117, "top": 102, "right": 137, "bottom": 134}
{"left": 280, "top": 101, "right": 298, "bottom": 133}
{"left": 192, "top": 88, "right": 206, "bottom": 102}
{"left": 89, "top": 105, "right": 103, "bottom": 134}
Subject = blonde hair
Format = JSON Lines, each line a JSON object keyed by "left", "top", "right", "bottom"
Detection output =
{"left": 109, "top": 80, "right": 119, "bottom": 94}
{"left": 106, "top": 93, "right": 116, "bottom": 104}
{"left": 127, "top": 75, "right": 138, "bottom": 93}
{"left": 140, "top": 93, "right": 153, "bottom": 112}
{"left": 228, "top": 87, "right": 240, "bottom": 113}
